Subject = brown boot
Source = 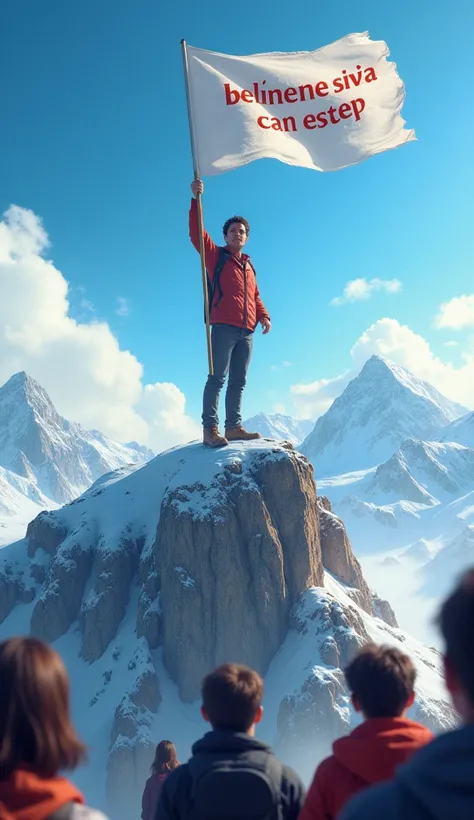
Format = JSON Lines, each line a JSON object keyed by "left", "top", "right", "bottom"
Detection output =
{"left": 203, "top": 426, "right": 229, "bottom": 448}
{"left": 225, "top": 426, "right": 262, "bottom": 442}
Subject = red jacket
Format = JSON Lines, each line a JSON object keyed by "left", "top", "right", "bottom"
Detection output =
{"left": 189, "top": 198, "right": 270, "bottom": 331}
{"left": 299, "top": 717, "right": 433, "bottom": 820}
{"left": 0, "top": 768, "right": 84, "bottom": 820}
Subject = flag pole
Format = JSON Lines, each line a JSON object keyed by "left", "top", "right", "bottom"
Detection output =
{"left": 181, "top": 39, "right": 214, "bottom": 376}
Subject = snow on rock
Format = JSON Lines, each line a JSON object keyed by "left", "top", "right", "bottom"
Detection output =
{"left": 243, "top": 413, "right": 314, "bottom": 446}
{"left": 317, "top": 496, "right": 382, "bottom": 618}
{"left": 0, "top": 371, "right": 152, "bottom": 507}
{"left": 301, "top": 356, "right": 466, "bottom": 478}
{"left": 107, "top": 639, "right": 161, "bottom": 819}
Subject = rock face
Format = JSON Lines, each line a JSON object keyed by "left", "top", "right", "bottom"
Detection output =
{"left": 158, "top": 446, "right": 323, "bottom": 701}
{"left": 275, "top": 589, "right": 368, "bottom": 781}
{"left": 317, "top": 497, "right": 398, "bottom": 627}
{"left": 373, "top": 595, "right": 398, "bottom": 628}
{"left": 318, "top": 497, "right": 373, "bottom": 613}
{"left": 106, "top": 642, "right": 160, "bottom": 820}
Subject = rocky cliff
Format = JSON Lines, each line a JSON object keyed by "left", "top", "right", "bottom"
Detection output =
{"left": 0, "top": 440, "right": 452, "bottom": 819}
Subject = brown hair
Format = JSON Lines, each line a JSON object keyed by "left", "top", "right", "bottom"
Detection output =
{"left": 0, "top": 637, "right": 86, "bottom": 778}
{"left": 344, "top": 644, "right": 416, "bottom": 718}
{"left": 202, "top": 663, "right": 263, "bottom": 732}
{"left": 151, "top": 740, "right": 180, "bottom": 775}
{"left": 222, "top": 216, "right": 250, "bottom": 238}
{"left": 438, "top": 569, "right": 474, "bottom": 704}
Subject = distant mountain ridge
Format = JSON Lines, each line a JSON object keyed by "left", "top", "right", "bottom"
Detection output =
{"left": 0, "top": 372, "right": 153, "bottom": 506}
{"left": 301, "top": 356, "right": 467, "bottom": 477}
{"left": 439, "top": 410, "right": 474, "bottom": 449}
{"left": 243, "top": 412, "right": 313, "bottom": 445}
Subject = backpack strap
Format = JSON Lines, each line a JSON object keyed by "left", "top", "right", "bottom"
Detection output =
{"left": 205, "top": 247, "right": 229, "bottom": 322}
{"left": 209, "top": 247, "right": 229, "bottom": 307}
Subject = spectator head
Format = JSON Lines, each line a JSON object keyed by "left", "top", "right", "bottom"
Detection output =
{"left": 201, "top": 663, "right": 264, "bottom": 734}
{"left": 345, "top": 644, "right": 416, "bottom": 719}
{"left": 0, "top": 637, "right": 86, "bottom": 779}
{"left": 438, "top": 568, "right": 474, "bottom": 723}
{"left": 151, "top": 740, "right": 180, "bottom": 775}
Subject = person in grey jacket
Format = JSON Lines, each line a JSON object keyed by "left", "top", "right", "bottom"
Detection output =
{"left": 0, "top": 637, "right": 109, "bottom": 820}
{"left": 340, "top": 568, "right": 474, "bottom": 820}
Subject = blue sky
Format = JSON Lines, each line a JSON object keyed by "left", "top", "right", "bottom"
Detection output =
{"left": 1, "top": 0, "right": 474, "bottom": 448}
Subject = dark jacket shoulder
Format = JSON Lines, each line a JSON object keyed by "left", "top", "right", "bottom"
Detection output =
{"left": 156, "top": 732, "right": 304, "bottom": 820}
{"left": 339, "top": 781, "right": 401, "bottom": 820}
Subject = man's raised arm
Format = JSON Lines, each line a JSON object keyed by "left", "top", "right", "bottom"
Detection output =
{"left": 189, "top": 178, "right": 219, "bottom": 276}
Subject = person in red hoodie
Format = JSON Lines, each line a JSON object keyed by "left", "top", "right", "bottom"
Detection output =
{"left": 0, "top": 636, "right": 108, "bottom": 820}
{"left": 190, "top": 178, "right": 271, "bottom": 448}
{"left": 141, "top": 741, "right": 180, "bottom": 820}
{"left": 299, "top": 644, "right": 433, "bottom": 820}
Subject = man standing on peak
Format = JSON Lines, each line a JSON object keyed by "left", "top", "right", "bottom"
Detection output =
{"left": 190, "top": 178, "right": 271, "bottom": 448}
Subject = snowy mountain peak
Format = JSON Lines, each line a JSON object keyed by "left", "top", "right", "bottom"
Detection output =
{"left": 359, "top": 356, "right": 466, "bottom": 415}
{"left": 243, "top": 412, "right": 313, "bottom": 446}
{"left": 0, "top": 372, "right": 152, "bottom": 507}
{"left": 301, "top": 357, "right": 467, "bottom": 477}
{"left": 0, "top": 370, "right": 57, "bottom": 418}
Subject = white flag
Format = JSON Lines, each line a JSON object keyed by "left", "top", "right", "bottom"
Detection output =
{"left": 185, "top": 32, "right": 415, "bottom": 175}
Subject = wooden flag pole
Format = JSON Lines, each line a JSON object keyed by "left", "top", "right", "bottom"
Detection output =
{"left": 181, "top": 39, "right": 214, "bottom": 376}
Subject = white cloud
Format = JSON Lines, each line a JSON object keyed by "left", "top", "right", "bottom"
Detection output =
{"left": 291, "top": 370, "right": 353, "bottom": 419}
{"left": 290, "top": 317, "right": 474, "bottom": 420}
{"left": 434, "top": 295, "right": 474, "bottom": 329}
{"left": 116, "top": 296, "right": 131, "bottom": 317}
{"left": 270, "top": 360, "right": 292, "bottom": 371}
{"left": 444, "top": 341, "right": 459, "bottom": 348}
{"left": 331, "top": 277, "right": 402, "bottom": 306}
{"left": 137, "top": 383, "right": 200, "bottom": 453}
{"left": 0, "top": 205, "right": 200, "bottom": 452}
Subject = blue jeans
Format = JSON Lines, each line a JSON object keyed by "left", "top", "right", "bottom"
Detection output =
{"left": 202, "top": 324, "right": 253, "bottom": 429}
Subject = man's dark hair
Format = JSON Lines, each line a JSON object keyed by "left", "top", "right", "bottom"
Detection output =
{"left": 223, "top": 216, "right": 250, "bottom": 237}
{"left": 202, "top": 663, "right": 263, "bottom": 731}
{"left": 344, "top": 644, "right": 416, "bottom": 718}
{"left": 438, "top": 568, "right": 474, "bottom": 704}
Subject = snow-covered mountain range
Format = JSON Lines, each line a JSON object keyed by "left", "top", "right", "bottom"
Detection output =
{"left": 301, "top": 355, "right": 466, "bottom": 477}
{"left": 300, "top": 356, "right": 474, "bottom": 646}
{"left": 0, "top": 439, "right": 455, "bottom": 818}
{"left": 439, "top": 410, "right": 474, "bottom": 448}
{"left": 243, "top": 412, "right": 313, "bottom": 445}
{"left": 0, "top": 372, "right": 153, "bottom": 543}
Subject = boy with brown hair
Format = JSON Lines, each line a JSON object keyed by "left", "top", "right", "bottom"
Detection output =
{"left": 300, "top": 644, "right": 433, "bottom": 820}
{"left": 341, "top": 570, "right": 474, "bottom": 820}
{"left": 155, "top": 663, "right": 304, "bottom": 820}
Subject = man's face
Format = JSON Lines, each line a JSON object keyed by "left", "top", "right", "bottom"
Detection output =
{"left": 225, "top": 221, "right": 247, "bottom": 252}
